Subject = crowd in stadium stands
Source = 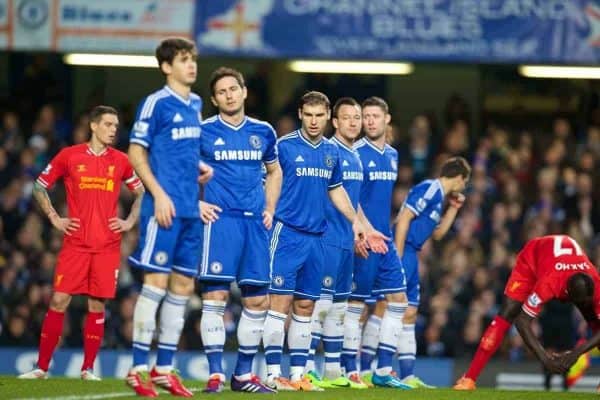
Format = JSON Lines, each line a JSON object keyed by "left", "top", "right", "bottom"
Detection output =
{"left": 0, "top": 72, "right": 599, "bottom": 366}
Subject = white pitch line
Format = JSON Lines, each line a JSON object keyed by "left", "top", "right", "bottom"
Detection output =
{"left": 14, "top": 387, "right": 203, "bottom": 400}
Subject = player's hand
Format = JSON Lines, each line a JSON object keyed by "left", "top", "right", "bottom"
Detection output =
{"left": 365, "top": 230, "right": 390, "bottom": 254}
{"left": 542, "top": 353, "right": 569, "bottom": 375}
{"left": 200, "top": 201, "right": 221, "bottom": 224}
{"left": 108, "top": 217, "right": 134, "bottom": 233}
{"left": 155, "top": 191, "right": 176, "bottom": 228}
{"left": 353, "top": 220, "right": 369, "bottom": 258}
{"left": 49, "top": 214, "right": 80, "bottom": 235}
{"left": 198, "top": 162, "right": 214, "bottom": 185}
{"left": 262, "top": 210, "right": 274, "bottom": 230}
{"left": 555, "top": 350, "right": 580, "bottom": 372}
{"left": 448, "top": 192, "right": 465, "bottom": 209}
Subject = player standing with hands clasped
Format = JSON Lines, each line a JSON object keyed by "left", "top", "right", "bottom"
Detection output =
{"left": 18, "top": 105, "right": 144, "bottom": 380}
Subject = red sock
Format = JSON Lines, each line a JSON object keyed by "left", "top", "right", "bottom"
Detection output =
{"left": 37, "top": 309, "right": 65, "bottom": 371}
{"left": 82, "top": 311, "right": 105, "bottom": 371}
{"left": 465, "top": 315, "right": 511, "bottom": 381}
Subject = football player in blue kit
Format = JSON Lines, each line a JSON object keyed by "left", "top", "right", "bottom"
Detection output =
{"left": 126, "top": 37, "right": 213, "bottom": 397}
{"left": 394, "top": 156, "right": 470, "bottom": 388}
{"left": 197, "top": 67, "right": 282, "bottom": 393}
{"left": 341, "top": 97, "right": 410, "bottom": 389}
{"left": 262, "top": 92, "right": 387, "bottom": 391}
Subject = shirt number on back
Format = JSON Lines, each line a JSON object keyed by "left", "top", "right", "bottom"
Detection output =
{"left": 553, "top": 235, "right": 583, "bottom": 257}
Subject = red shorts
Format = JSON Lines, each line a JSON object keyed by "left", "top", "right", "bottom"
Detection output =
{"left": 54, "top": 246, "right": 121, "bottom": 299}
{"left": 503, "top": 253, "right": 536, "bottom": 303}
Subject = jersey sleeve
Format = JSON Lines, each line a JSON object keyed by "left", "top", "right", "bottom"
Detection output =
{"left": 403, "top": 185, "right": 427, "bottom": 216}
{"left": 36, "top": 149, "right": 69, "bottom": 189}
{"left": 121, "top": 158, "right": 143, "bottom": 192}
{"left": 263, "top": 124, "right": 278, "bottom": 164}
{"left": 328, "top": 147, "right": 343, "bottom": 189}
{"left": 130, "top": 95, "right": 160, "bottom": 149}
{"left": 521, "top": 281, "right": 553, "bottom": 318}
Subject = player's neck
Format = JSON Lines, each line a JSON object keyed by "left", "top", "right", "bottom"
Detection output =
{"left": 300, "top": 128, "right": 322, "bottom": 145}
{"left": 438, "top": 177, "right": 451, "bottom": 195}
{"left": 366, "top": 135, "right": 386, "bottom": 150}
{"left": 334, "top": 133, "right": 353, "bottom": 149}
{"left": 166, "top": 80, "right": 191, "bottom": 100}
{"left": 219, "top": 110, "right": 246, "bottom": 127}
{"left": 87, "top": 138, "right": 108, "bottom": 155}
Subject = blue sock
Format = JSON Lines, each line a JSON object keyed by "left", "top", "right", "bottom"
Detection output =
{"left": 399, "top": 357, "right": 415, "bottom": 379}
{"left": 206, "top": 346, "right": 224, "bottom": 375}
{"left": 235, "top": 346, "right": 257, "bottom": 377}
{"left": 360, "top": 348, "right": 376, "bottom": 372}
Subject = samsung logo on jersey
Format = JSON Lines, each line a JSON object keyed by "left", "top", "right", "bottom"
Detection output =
{"left": 296, "top": 168, "right": 332, "bottom": 179}
{"left": 214, "top": 150, "right": 263, "bottom": 161}
{"left": 171, "top": 127, "right": 201, "bottom": 140}
{"left": 343, "top": 171, "right": 363, "bottom": 181}
{"left": 368, "top": 171, "right": 397, "bottom": 181}
{"left": 554, "top": 262, "right": 590, "bottom": 271}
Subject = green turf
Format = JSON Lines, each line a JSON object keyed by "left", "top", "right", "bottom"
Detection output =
{"left": 0, "top": 377, "right": 595, "bottom": 399}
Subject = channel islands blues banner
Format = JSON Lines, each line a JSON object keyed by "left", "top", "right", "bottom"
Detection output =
{"left": 195, "top": 0, "right": 600, "bottom": 63}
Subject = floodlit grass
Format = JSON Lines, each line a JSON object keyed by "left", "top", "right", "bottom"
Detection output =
{"left": 0, "top": 377, "right": 596, "bottom": 399}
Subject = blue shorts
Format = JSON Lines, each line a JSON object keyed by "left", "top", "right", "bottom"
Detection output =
{"left": 269, "top": 221, "right": 324, "bottom": 300}
{"left": 402, "top": 246, "right": 420, "bottom": 306}
{"left": 129, "top": 216, "right": 202, "bottom": 277}
{"left": 198, "top": 214, "right": 270, "bottom": 287}
{"left": 322, "top": 244, "right": 353, "bottom": 301}
{"left": 349, "top": 242, "right": 406, "bottom": 300}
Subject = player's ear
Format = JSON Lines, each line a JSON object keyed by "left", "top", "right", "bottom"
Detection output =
{"left": 242, "top": 86, "right": 248, "bottom": 101}
{"left": 327, "top": 110, "right": 331, "bottom": 120}
{"left": 211, "top": 96, "right": 218, "bottom": 107}
{"left": 385, "top": 113, "right": 391, "bottom": 125}
{"left": 297, "top": 108, "right": 303, "bottom": 121}
{"left": 332, "top": 117, "right": 339, "bottom": 130}
{"left": 160, "top": 61, "right": 172, "bottom": 76}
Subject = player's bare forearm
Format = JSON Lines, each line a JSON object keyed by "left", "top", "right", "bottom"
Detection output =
{"left": 125, "top": 186, "right": 145, "bottom": 226}
{"left": 357, "top": 205, "right": 374, "bottom": 232}
{"left": 264, "top": 161, "right": 282, "bottom": 214}
{"left": 432, "top": 207, "right": 458, "bottom": 240}
{"left": 394, "top": 208, "right": 414, "bottom": 257}
{"left": 128, "top": 144, "right": 167, "bottom": 198}
{"left": 329, "top": 186, "right": 356, "bottom": 222}
{"left": 33, "top": 181, "right": 58, "bottom": 218}
{"left": 514, "top": 312, "right": 550, "bottom": 363}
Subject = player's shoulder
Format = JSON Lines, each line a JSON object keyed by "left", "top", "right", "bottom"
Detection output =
{"left": 247, "top": 116, "right": 277, "bottom": 137}
{"left": 421, "top": 178, "right": 443, "bottom": 200}
{"left": 353, "top": 137, "right": 368, "bottom": 151}
{"left": 107, "top": 147, "right": 130, "bottom": 162}
{"left": 322, "top": 137, "right": 340, "bottom": 152}
{"left": 384, "top": 143, "right": 398, "bottom": 156}
{"left": 200, "top": 114, "right": 219, "bottom": 127}
{"left": 276, "top": 130, "right": 299, "bottom": 145}
{"left": 137, "top": 87, "right": 170, "bottom": 117}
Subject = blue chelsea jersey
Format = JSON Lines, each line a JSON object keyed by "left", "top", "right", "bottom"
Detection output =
{"left": 354, "top": 138, "right": 398, "bottom": 237}
{"left": 403, "top": 179, "right": 445, "bottom": 250}
{"left": 130, "top": 86, "right": 203, "bottom": 218}
{"left": 200, "top": 115, "right": 278, "bottom": 215}
{"left": 323, "top": 136, "right": 363, "bottom": 249}
{"left": 275, "top": 131, "right": 343, "bottom": 234}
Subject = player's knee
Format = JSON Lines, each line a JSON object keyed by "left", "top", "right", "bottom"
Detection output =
{"left": 49, "top": 292, "right": 72, "bottom": 312}
{"left": 242, "top": 294, "right": 269, "bottom": 311}
{"left": 87, "top": 297, "right": 106, "bottom": 313}
{"left": 293, "top": 298, "right": 315, "bottom": 316}
{"left": 202, "top": 289, "right": 229, "bottom": 302}
{"left": 403, "top": 306, "right": 418, "bottom": 323}
{"left": 144, "top": 272, "right": 169, "bottom": 290}
{"left": 168, "top": 273, "right": 195, "bottom": 296}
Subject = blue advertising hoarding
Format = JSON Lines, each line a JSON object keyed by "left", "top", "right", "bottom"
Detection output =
{"left": 195, "top": 0, "right": 600, "bottom": 64}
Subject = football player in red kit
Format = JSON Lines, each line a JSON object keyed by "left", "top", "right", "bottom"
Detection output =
{"left": 455, "top": 234, "right": 600, "bottom": 390}
{"left": 18, "top": 105, "right": 144, "bottom": 380}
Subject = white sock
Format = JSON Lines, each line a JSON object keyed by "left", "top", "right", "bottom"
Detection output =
{"left": 375, "top": 302, "right": 406, "bottom": 376}
{"left": 288, "top": 313, "right": 312, "bottom": 381}
{"left": 263, "top": 310, "right": 287, "bottom": 378}
{"left": 323, "top": 301, "right": 346, "bottom": 380}
{"left": 306, "top": 296, "right": 332, "bottom": 373}
{"left": 360, "top": 315, "right": 381, "bottom": 370}
{"left": 132, "top": 285, "right": 166, "bottom": 368}
{"left": 398, "top": 323, "right": 416, "bottom": 379}
{"left": 200, "top": 300, "right": 226, "bottom": 376}
{"left": 156, "top": 291, "right": 189, "bottom": 369}
{"left": 342, "top": 302, "right": 364, "bottom": 376}
{"left": 235, "top": 308, "right": 267, "bottom": 381}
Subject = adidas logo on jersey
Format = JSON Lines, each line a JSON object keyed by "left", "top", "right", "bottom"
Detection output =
{"left": 342, "top": 160, "right": 349, "bottom": 167}
{"left": 295, "top": 155, "right": 305, "bottom": 162}
{"left": 173, "top": 113, "right": 183, "bottom": 123}
{"left": 214, "top": 137, "right": 225, "bottom": 146}
{"left": 368, "top": 161, "right": 376, "bottom": 168}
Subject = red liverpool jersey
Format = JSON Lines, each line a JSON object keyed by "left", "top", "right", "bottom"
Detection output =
{"left": 518, "top": 235, "right": 599, "bottom": 318}
{"left": 36, "top": 144, "right": 142, "bottom": 252}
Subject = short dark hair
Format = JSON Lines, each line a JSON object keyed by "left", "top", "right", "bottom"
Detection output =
{"left": 209, "top": 67, "right": 246, "bottom": 96}
{"left": 567, "top": 273, "right": 594, "bottom": 304}
{"left": 439, "top": 156, "right": 471, "bottom": 179}
{"left": 299, "top": 91, "right": 330, "bottom": 110}
{"left": 332, "top": 97, "right": 360, "bottom": 119}
{"left": 155, "top": 37, "right": 196, "bottom": 69}
{"left": 361, "top": 96, "right": 389, "bottom": 114}
{"left": 89, "top": 105, "right": 118, "bottom": 123}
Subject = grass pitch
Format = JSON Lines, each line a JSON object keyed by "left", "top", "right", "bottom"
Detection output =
{"left": 0, "top": 377, "right": 596, "bottom": 399}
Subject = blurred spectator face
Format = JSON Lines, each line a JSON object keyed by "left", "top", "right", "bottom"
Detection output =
{"left": 11, "top": 251, "right": 26, "bottom": 270}
{"left": 0, "top": 149, "right": 7, "bottom": 169}
{"left": 543, "top": 141, "right": 566, "bottom": 166}
{"left": 211, "top": 75, "right": 247, "bottom": 116}
{"left": 27, "top": 284, "right": 42, "bottom": 307}
{"left": 275, "top": 115, "right": 295, "bottom": 136}
{"left": 362, "top": 105, "right": 390, "bottom": 141}
{"left": 35, "top": 105, "right": 56, "bottom": 135}
{"left": 8, "top": 314, "right": 27, "bottom": 337}
{"left": 537, "top": 167, "right": 558, "bottom": 192}
{"left": 578, "top": 150, "right": 595, "bottom": 172}
{"left": 385, "top": 123, "right": 400, "bottom": 145}
{"left": 444, "top": 121, "right": 469, "bottom": 155}
{"left": 553, "top": 118, "right": 571, "bottom": 140}
{"left": 576, "top": 173, "right": 592, "bottom": 196}
{"left": 410, "top": 115, "right": 430, "bottom": 137}
{"left": 72, "top": 125, "right": 89, "bottom": 144}
{"left": 2, "top": 111, "right": 19, "bottom": 132}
